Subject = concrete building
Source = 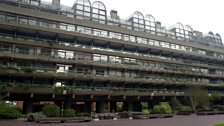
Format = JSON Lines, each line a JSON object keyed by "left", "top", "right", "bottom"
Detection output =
{"left": 0, "top": 0, "right": 223, "bottom": 113}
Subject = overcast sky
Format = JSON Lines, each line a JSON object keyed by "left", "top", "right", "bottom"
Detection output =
{"left": 43, "top": 0, "right": 224, "bottom": 40}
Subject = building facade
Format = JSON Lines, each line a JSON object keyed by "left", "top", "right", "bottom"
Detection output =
{"left": 0, "top": 0, "right": 223, "bottom": 113}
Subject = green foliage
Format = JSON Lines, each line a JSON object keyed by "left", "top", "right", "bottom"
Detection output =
{"left": 0, "top": 105, "right": 22, "bottom": 119}
{"left": 213, "top": 105, "right": 224, "bottom": 111}
{"left": 141, "top": 102, "right": 148, "bottom": 109}
{"left": 76, "top": 112, "right": 90, "bottom": 117}
{"left": 21, "top": 67, "right": 34, "bottom": 73}
{"left": 27, "top": 112, "right": 46, "bottom": 122}
{"left": 142, "top": 109, "right": 149, "bottom": 114}
{"left": 179, "top": 106, "right": 192, "bottom": 111}
{"left": 54, "top": 86, "right": 72, "bottom": 94}
{"left": 42, "top": 104, "right": 60, "bottom": 117}
{"left": 214, "top": 124, "right": 224, "bottom": 126}
{"left": 63, "top": 109, "right": 76, "bottom": 117}
{"left": 117, "top": 105, "right": 123, "bottom": 112}
{"left": 152, "top": 103, "right": 172, "bottom": 114}
{"left": 17, "top": 84, "right": 32, "bottom": 91}
{"left": 170, "top": 98, "right": 182, "bottom": 110}
{"left": 188, "top": 86, "right": 210, "bottom": 112}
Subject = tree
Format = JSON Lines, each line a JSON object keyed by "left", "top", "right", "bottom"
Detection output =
{"left": 187, "top": 85, "right": 210, "bottom": 113}
{"left": 209, "top": 92, "right": 221, "bottom": 107}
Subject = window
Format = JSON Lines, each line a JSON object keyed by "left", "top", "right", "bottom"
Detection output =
{"left": 19, "top": 18, "right": 28, "bottom": 24}
{"left": 30, "top": 0, "right": 39, "bottom": 6}
{"left": 28, "top": 19, "right": 37, "bottom": 25}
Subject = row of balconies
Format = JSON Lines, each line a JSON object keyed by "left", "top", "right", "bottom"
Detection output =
{"left": 0, "top": 50, "right": 224, "bottom": 79}
{"left": 1, "top": 82, "right": 223, "bottom": 97}
{"left": 0, "top": 17, "right": 224, "bottom": 65}
{"left": 0, "top": 31, "right": 224, "bottom": 72}
{"left": 0, "top": 65, "right": 223, "bottom": 87}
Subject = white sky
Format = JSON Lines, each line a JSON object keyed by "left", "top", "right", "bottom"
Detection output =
{"left": 43, "top": 0, "right": 224, "bottom": 40}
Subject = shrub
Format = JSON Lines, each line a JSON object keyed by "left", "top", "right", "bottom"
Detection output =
{"left": 42, "top": 104, "right": 60, "bottom": 117}
{"left": 180, "top": 106, "right": 192, "bottom": 111}
{"left": 152, "top": 103, "right": 172, "bottom": 114}
{"left": 76, "top": 112, "right": 90, "bottom": 117}
{"left": 213, "top": 105, "right": 224, "bottom": 111}
{"left": 0, "top": 106, "right": 22, "bottom": 119}
{"left": 63, "top": 109, "right": 76, "bottom": 117}
{"left": 170, "top": 98, "right": 182, "bottom": 110}
{"left": 27, "top": 112, "right": 46, "bottom": 122}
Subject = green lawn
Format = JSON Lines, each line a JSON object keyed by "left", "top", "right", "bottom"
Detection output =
{"left": 214, "top": 123, "right": 224, "bottom": 126}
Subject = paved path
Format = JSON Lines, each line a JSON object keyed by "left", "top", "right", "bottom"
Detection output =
{"left": 0, "top": 115, "right": 224, "bottom": 126}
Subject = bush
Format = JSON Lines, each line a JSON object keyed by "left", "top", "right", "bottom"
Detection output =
{"left": 179, "top": 106, "right": 192, "bottom": 111}
{"left": 152, "top": 103, "right": 172, "bottom": 114}
{"left": 76, "top": 112, "right": 90, "bottom": 117}
{"left": 213, "top": 105, "right": 224, "bottom": 111}
{"left": 0, "top": 106, "right": 22, "bottom": 119}
{"left": 42, "top": 104, "right": 60, "bottom": 117}
{"left": 27, "top": 112, "right": 46, "bottom": 122}
{"left": 170, "top": 98, "right": 182, "bottom": 110}
{"left": 63, "top": 109, "right": 76, "bottom": 117}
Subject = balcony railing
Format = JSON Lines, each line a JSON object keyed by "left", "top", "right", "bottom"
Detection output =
{"left": 0, "top": 65, "right": 223, "bottom": 87}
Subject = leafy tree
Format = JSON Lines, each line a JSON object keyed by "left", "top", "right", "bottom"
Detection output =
{"left": 187, "top": 85, "right": 210, "bottom": 113}
{"left": 209, "top": 92, "right": 221, "bottom": 107}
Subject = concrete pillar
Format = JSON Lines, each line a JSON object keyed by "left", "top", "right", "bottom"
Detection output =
{"left": 96, "top": 101, "right": 104, "bottom": 113}
{"left": 23, "top": 100, "right": 33, "bottom": 114}
{"left": 64, "top": 98, "right": 72, "bottom": 109}
{"left": 110, "top": 102, "right": 117, "bottom": 112}
{"left": 84, "top": 101, "right": 92, "bottom": 113}
{"left": 123, "top": 101, "right": 133, "bottom": 111}
{"left": 134, "top": 102, "right": 142, "bottom": 112}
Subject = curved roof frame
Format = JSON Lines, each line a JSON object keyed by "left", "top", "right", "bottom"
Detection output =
{"left": 130, "top": 11, "right": 145, "bottom": 30}
{"left": 92, "top": 1, "right": 107, "bottom": 23}
{"left": 74, "top": 0, "right": 91, "bottom": 19}
{"left": 175, "top": 22, "right": 185, "bottom": 38}
{"left": 76, "top": 0, "right": 91, "bottom": 6}
{"left": 185, "top": 25, "right": 194, "bottom": 39}
{"left": 145, "top": 14, "right": 156, "bottom": 31}
{"left": 215, "top": 33, "right": 222, "bottom": 44}
{"left": 92, "top": 1, "right": 106, "bottom": 10}
{"left": 132, "top": 11, "right": 144, "bottom": 20}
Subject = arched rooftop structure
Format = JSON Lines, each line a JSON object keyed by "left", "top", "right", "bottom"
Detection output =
{"left": 215, "top": 33, "right": 222, "bottom": 44}
{"left": 128, "top": 11, "right": 145, "bottom": 31}
{"left": 208, "top": 31, "right": 216, "bottom": 43}
{"left": 145, "top": 14, "right": 156, "bottom": 33}
{"left": 185, "top": 25, "right": 193, "bottom": 40}
{"left": 73, "top": 0, "right": 91, "bottom": 20}
{"left": 175, "top": 22, "right": 185, "bottom": 38}
{"left": 92, "top": 1, "right": 107, "bottom": 24}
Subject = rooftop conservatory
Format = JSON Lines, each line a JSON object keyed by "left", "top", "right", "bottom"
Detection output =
{"left": 1, "top": 0, "right": 223, "bottom": 47}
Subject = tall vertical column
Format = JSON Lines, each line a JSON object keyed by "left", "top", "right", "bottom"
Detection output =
{"left": 64, "top": 97, "right": 72, "bottom": 109}
{"left": 84, "top": 101, "right": 92, "bottom": 113}
{"left": 23, "top": 99, "right": 33, "bottom": 114}
{"left": 110, "top": 102, "right": 117, "bottom": 112}
{"left": 96, "top": 101, "right": 104, "bottom": 113}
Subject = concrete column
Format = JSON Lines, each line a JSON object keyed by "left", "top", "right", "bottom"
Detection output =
{"left": 84, "top": 101, "right": 92, "bottom": 113}
{"left": 96, "top": 101, "right": 104, "bottom": 113}
{"left": 134, "top": 102, "right": 142, "bottom": 112}
{"left": 110, "top": 102, "right": 117, "bottom": 112}
{"left": 123, "top": 101, "right": 133, "bottom": 111}
{"left": 64, "top": 99, "right": 72, "bottom": 109}
{"left": 23, "top": 100, "right": 33, "bottom": 114}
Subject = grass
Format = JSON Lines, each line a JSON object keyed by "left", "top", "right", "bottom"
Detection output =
{"left": 214, "top": 123, "right": 224, "bottom": 126}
